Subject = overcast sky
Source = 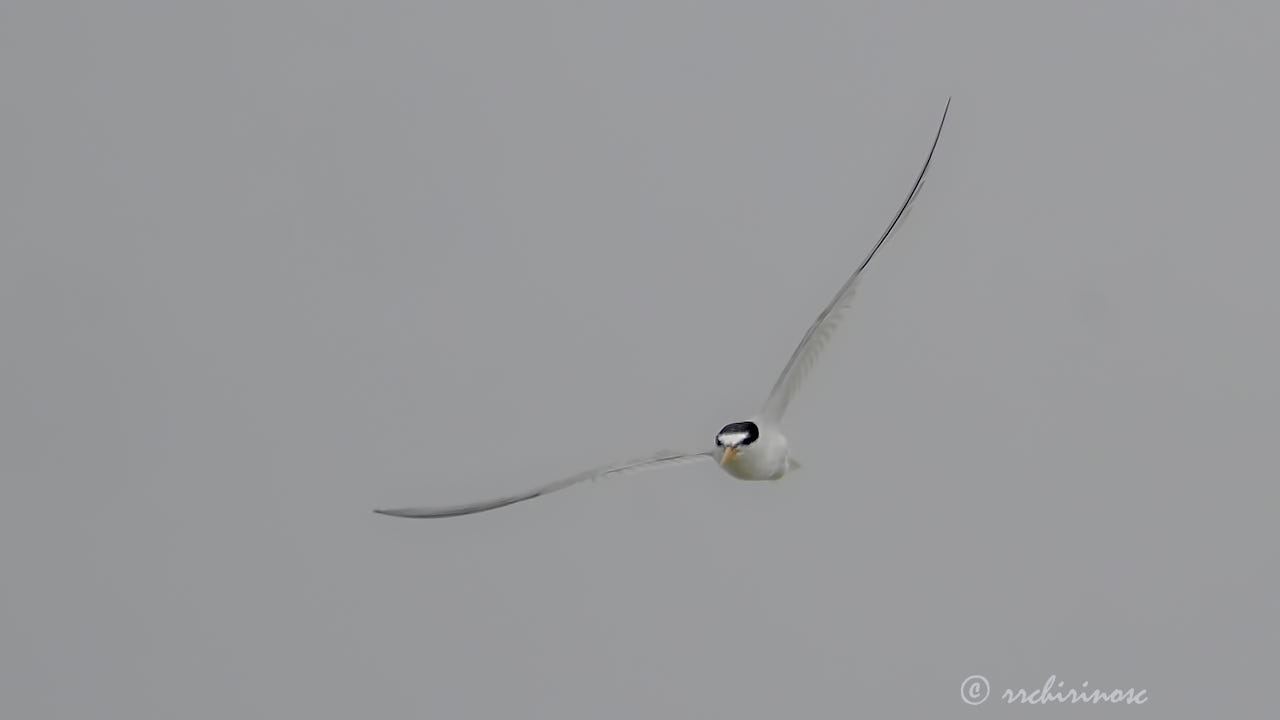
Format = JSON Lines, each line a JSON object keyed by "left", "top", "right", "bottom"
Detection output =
{"left": 3, "top": 1, "right": 1278, "bottom": 718}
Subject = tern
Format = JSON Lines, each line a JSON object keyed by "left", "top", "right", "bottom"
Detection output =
{"left": 376, "top": 98, "right": 951, "bottom": 518}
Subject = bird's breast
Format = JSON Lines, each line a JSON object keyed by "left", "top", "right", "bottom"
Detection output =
{"left": 719, "top": 431, "right": 791, "bottom": 481}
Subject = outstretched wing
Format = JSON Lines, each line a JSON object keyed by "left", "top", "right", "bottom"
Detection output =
{"left": 374, "top": 449, "right": 716, "bottom": 518}
{"left": 758, "top": 98, "right": 951, "bottom": 424}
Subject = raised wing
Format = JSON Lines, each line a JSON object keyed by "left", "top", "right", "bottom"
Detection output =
{"left": 373, "top": 450, "right": 716, "bottom": 518}
{"left": 758, "top": 98, "right": 951, "bottom": 423}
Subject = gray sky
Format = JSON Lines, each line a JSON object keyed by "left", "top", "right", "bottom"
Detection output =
{"left": 3, "top": 1, "right": 1277, "bottom": 717}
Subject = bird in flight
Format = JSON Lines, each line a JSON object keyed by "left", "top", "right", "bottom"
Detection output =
{"left": 375, "top": 99, "right": 951, "bottom": 518}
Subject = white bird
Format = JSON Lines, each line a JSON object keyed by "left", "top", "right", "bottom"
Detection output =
{"left": 375, "top": 98, "right": 951, "bottom": 519}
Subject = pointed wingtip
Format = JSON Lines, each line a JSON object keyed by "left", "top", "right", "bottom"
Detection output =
{"left": 373, "top": 508, "right": 430, "bottom": 518}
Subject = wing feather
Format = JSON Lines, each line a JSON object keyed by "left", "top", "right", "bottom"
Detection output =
{"left": 758, "top": 98, "right": 951, "bottom": 423}
{"left": 374, "top": 450, "right": 715, "bottom": 518}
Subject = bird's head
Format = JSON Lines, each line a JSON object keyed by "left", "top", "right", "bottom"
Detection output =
{"left": 715, "top": 420, "right": 759, "bottom": 465}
